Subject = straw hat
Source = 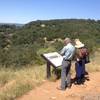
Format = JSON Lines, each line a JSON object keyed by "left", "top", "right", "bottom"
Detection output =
{"left": 75, "top": 39, "right": 84, "bottom": 48}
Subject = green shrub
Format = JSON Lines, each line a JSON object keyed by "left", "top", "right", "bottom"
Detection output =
{"left": 0, "top": 45, "right": 37, "bottom": 67}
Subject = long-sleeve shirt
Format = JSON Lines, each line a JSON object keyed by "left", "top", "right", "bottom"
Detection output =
{"left": 60, "top": 43, "right": 75, "bottom": 60}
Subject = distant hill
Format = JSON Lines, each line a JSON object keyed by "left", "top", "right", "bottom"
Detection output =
{"left": 1, "top": 19, "right": 100, "bottom": 44}
{"left": 0, "top": 23, "right": 24, "bottom": 27}
{"left": 0, "top": 19, "right": 100, "bottom": 66}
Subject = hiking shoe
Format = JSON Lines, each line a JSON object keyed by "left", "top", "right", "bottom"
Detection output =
{"left": 57, "top": 87, "right": 66, "bottom": 91}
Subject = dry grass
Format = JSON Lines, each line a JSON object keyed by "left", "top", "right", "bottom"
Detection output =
{"left": 0, "top": 65, "right": 46, "bottom": 100}
{"left": 86, "top": 51, "right": 100, "bottom": 72}
{"left": 0, "top": 49, "right": 99, "bottom": 100}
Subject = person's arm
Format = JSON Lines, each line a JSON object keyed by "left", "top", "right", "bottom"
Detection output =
{"left": 60, "top": 47, "right": 66, "bottom": 56}
{"left": 76, "top": 49, "right": 82, "bottom": 61}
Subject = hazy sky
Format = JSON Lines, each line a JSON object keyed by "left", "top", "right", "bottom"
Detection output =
{"left": 0, "top": 0, "right": 100, "bottom": 24}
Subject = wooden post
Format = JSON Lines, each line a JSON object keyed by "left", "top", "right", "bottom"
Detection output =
{"left": 47, "top": 61, "right": 51, "bottom": 78}
{"left": 54, "top": 67, "right": 58, "bottom": 79}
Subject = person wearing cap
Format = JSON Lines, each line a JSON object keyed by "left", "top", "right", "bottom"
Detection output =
{"left": 74, "top": 39, "right": 86, "bottom": 84}
{"left": 57, "top": 38, "right": 75, "bottom": 90}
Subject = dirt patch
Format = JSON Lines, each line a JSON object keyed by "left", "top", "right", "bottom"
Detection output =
{"left": 17, "top": 72, "right": 100, "bottom": 100}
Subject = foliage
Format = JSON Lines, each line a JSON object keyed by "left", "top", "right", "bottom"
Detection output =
{"left": 0, "top": 65, "right": 45, "bottom": 100}
{"left": 0, "top": 19, "right": 100, "bottom": 67}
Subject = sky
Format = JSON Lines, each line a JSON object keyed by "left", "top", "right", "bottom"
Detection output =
{"left": 0, "top": 0, "right": 100, "bottom": 24}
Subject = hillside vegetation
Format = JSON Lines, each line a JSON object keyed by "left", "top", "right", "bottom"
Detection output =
{"left": 0, "top": 19, "right": 100, "bottom": 67}
{"left": 0, "top": 19, "right": 100, "bottom": 100}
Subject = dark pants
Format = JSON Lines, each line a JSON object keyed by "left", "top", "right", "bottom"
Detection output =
{"left": 75, "top": 59, "right": 85, "bottom": 83}
{"left": 61, "top": 60, "right": 71, "bottom": 89}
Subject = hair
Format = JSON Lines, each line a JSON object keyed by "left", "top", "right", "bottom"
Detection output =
{"left": 64, "top": 38, "right": 71, "bottom": 44}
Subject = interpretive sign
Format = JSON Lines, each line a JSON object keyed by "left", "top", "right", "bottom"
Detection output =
{"left": 42, "top": 52, "right": 63, "bottom": 67}
{"left": 42, "top": 52, "right": 63, "bottom": 78}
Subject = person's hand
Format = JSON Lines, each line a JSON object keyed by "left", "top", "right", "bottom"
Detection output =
{"left": 77, "top": 58, "right": 80, "bottom": 61}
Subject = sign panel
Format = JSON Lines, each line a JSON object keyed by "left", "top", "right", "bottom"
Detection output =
{"left": 42, "top": 52, "right": 63, "bottom": 67}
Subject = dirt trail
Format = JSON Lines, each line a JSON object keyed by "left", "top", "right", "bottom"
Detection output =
{"left": 17, "top": 72, "right": 100, "bottom": 100}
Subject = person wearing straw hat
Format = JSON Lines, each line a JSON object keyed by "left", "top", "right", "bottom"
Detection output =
{"left": 75, "top": 39, "right": 85, "bottom": 49}
{"left": 57, "top": 38, "right": 75, "bottom": 90}
{"left": 74, "top": 39, "right": 86, "bottom": 84}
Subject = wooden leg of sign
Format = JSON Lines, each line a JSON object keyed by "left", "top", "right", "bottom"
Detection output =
{"left": 47, "top": 61, "right": 51, "bottom": 78}
{"left": 54, "top": 68, "right": 58, "bottom": 79}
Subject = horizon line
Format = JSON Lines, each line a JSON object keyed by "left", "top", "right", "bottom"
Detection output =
{"left": 0, "top": 18, "right": 100, "bottom": 24}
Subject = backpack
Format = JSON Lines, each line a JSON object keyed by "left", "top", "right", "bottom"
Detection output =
{"left": 80, "top": 47, "right": 90, "bottom": 64}
{"left": 80, "top": 47, "right": 88, "bottom": 57}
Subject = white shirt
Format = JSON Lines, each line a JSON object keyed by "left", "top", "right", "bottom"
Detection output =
{"left": 60, "top": 43, "right": 75, "bottom": 60}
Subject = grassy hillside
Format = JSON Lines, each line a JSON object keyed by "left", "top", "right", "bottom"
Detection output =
{"left": 0, "top": 19, "right": 100, "bottom": 67}
{"left": 0, "top": 19, "right": 100, "bottom": 99}
{"left": 0, "top": 49, "right": 100, "bottom": 100}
